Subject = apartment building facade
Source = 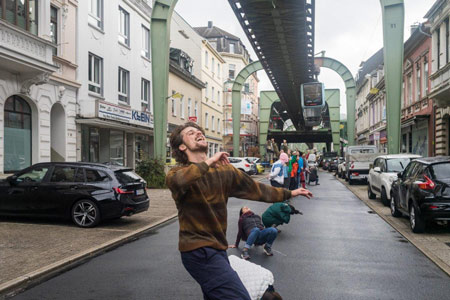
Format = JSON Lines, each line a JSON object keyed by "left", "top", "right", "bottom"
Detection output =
{"left": 76, "top": 0, "right": 154, "bottom": 169}
{"left": 0, "top": 0, "right": 79, "bottom": 174}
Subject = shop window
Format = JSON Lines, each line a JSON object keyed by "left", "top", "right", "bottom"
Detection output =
{"left": 141, "top": 78, "right": 151, "bottom": 112}
{"left": 88, "top": 53, "right": 103, "bottom": 95}
{"left": 141, "top": 25, "right": 150, "bottom": 59}
{"left": 118, "top": 67, "right": 129, "bottom": 104}
{"left": 135, "top": 134, "right": 150, "bottom": 164}
{"left": 110, "top": 130, "right": 124, "bottom": 166}
{"left": 89, "top": 127, "right": 100, "bottom": 163}
{"left": 1, "top": 0, "right": 38, "bottom": 35}
{"left": 118, "top": 6, "right": 130, "bottom": 46}
{"left": 88, "top": 0, "right": 103, "bottom": 29}
{"left": 4, "top": 95, "right": 32, "bottom": 172}
{"left": 50, "top": 5, "right": 58, "bottom": 56}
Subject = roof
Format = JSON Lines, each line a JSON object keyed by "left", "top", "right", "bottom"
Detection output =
{"left": 376, "top": 154, "right": 422, "bottom": 159}
{"left": 194, "top": 26, "right": 241, "bottom": 41}
{"left": 415, "top": 156, "right": 450, "bottom": 164}
{"left": 32, "top": 162, "right": 132, "bottom": 171}
{"left": 356, "top": 48, "right": 384, "bottom": 89}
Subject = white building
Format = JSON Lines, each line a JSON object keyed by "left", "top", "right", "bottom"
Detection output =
{"left": 0, "top": 0, "right": 79, "bottom": 174}
{"left": 76, "top": 0, "right": 153, "bottom": 168}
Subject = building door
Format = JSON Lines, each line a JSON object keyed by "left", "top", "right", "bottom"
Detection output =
{"left": 50, "top": 103, "right": 66, "bottom": 162}
{"left": 4, "top": 95, "right": 32, "bottom": 172}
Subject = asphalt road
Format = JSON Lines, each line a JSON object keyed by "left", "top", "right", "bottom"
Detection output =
{"left": 12, "top": 171, "right": 450, "bottom": 300}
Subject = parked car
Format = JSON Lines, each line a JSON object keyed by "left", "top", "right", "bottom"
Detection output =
{"left": 332, "top": 157, "right": 345, "bottom": 175}
{"left": 0, "top": 162, "right": 150, "bottom": 228}
{"left": 367, "top": 154, "right": 421, "bottom": 206}
{"left": 390, "top": 157, "right": 450, "bottom": 233}
{"left": 328, "top": 157, "right": 342, "bottom": 173}
{"left": 345, "top": 145, "right": 379, "bottom": 184}
{"left": 245, "top": 157, "right": 265, "bottom": 174}
{"left": 229, "top": 157, "right": 257, "bottom": 175}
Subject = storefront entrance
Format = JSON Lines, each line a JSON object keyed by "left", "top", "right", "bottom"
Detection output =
{"left": 4, "top": 95, "right": 32, "bottom": 172}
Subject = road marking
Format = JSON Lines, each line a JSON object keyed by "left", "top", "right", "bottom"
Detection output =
{"left": 272, "top": 249, "right": 287, "bottom": 256}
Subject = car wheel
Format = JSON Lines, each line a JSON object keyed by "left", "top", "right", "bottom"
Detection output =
{"left": 368, "top": 184, "right": 376, "bottom": 199}
{"left": 381, "top": 187, "right": 389, "bottom": 206}
{"left": 71, "top": 199, "right": 101, "bottom": 228}
{"left": 409, "top": 203, "right": 425, "bottom": 233}
{"left": 390, "top": 193, "right": 401, "bottom": 217}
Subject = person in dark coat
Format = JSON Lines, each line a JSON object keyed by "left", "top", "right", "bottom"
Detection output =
{"left": 262, "top": 203, "right": 302, "bottom": 230}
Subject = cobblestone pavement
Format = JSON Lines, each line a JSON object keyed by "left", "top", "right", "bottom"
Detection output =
{"left": 334, "top": 172, "right": 450, "bottom": 275}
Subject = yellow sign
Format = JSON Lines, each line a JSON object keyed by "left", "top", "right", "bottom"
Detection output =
{"left": 340, "top": 124, "right": 345, "bottom": 129}
{"left": 171, "top": 92, "right": 183, "bottom": 99}
{"left": 369, "top": 88, "right": 379, "bottom": 94}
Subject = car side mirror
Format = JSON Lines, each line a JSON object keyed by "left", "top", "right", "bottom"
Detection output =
{"left": 373, "top": 167, "right": 381, "bottom": 173}
{"left": 6, "top": 175, "right": 17, "bottom": 185}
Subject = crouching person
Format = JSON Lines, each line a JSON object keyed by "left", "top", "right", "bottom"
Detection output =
{"left": 262, "top": 202, "right": 302, "bottom": 232}
{"left": 230, "top": 207, "right": 278, "bottom": 260}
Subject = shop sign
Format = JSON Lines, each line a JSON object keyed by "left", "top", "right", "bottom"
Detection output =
{"left": 374, "top": 131, "right": 380, "bottom": 140}
{"left": 97, "top": 101, "right": 153, "bottom": 128}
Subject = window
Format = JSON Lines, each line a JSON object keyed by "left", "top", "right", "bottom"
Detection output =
{"left": 188, "top": 98, "right": 192, "bottom": 117}
{"left": 437, "top": 26, "right": 441, "bottom": 69}
{"left": 88, "top": 0, "right": 103, "bottom": 28}
{"left": 110, "top": 130, "right": 124, "bottom": 166}
{"left": 218, "top": 91, "right": 220, "bottom": 105}
{"left": 205, "top": 51, "right": 209, "bottom": 67}
{"left": 212, "top": 115, "right": 215, "bottom": 131}
{"left": 212, "top": 86, "right": 215, "bottom": 102}
{"left": 217, "top": 63, "right": 220, "bottom": 78}
{"left": 118, "top": 67, "right": 130, "bottom": 104}
{"left": 446, "top": 19, "right": 449, "bottom": 64}
{"left": 217, "top": 118, "right": 220, "bottom": 133}
{"left": 180, "top": 96, "right": 185, "bottom": 119}
{"left": 86, "top": 169, "right": 109, "bottom": 182}
{"left": 50, "top": 166, "right": 84, "bottom": 182}
{"left": 214, "top": 144, "right": 218, "bottom": 155}
{"left": 118, "top": 6, "right": 130, "bottom": 46}
{"left": 88, "top": 53, "right": 103, "bottom": 94}
{"left": 2, "top": 0, "right": 39, "bottom": 35}
{"left": 142, "top": 25, "right": 150, "bottom": 59}
{"left": 423, "top": 58, "right": 428, "bottom": 95}
{"left": 407, "top": 74, "right": 412, "bottom": 105}
{"left": 141, "top": 78, "right": 151, "bottom": 112}
{"left": 205, "top": 82, "right": 208, "bottom": 99}
{"left": 212, "top": 57, "right": 215, "bottom": 73}
{"left": 16, "top": 166, "right": 49, "bottom": 183}
{"left": 416, "top": 66, "right": 421, "bottom": 101}
{"left": 230, "top": 43, "right": 235, "bottom": 54}
{"left": 205, "top": 112, "right": 209, "bottom": 129}
{"left": 229, "top": 64, "right": 236, "bottom": 79}
{"left": 50, "top": 6, "right": 58, "bottom": 56}
{"left": 194, "top": 101, "right": 198, "bottom": 117}
{"left": 171, "top": 92, "right": 177, "bottom": 116}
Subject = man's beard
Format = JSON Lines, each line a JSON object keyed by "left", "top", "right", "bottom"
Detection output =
{"left": 187, "top": 143, "right": 208, "bottom": 153}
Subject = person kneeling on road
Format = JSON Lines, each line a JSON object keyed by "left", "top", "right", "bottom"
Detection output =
{"left": 230, "top": 207, "right": 278, "bottom": 260}
{"left": 262, "top": 202, "right": 302, "bottom": 232}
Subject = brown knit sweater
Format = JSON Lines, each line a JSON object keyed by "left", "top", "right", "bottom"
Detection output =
{"left": 166, "top": 161, "right": 292, "bottom": 252}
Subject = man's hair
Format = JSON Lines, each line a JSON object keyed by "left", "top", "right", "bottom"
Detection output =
{"left": 169, "top": 122, "right": 205, "bottom": 165}
{"left": 239, "top": 207, "right": 244, "bottom": 217}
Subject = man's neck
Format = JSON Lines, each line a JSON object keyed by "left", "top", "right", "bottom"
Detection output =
{"left": 187, "top": 151, "right": 207, "bottom": 163}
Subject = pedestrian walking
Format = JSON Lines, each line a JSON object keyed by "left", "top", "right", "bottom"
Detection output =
{"left": 231, "top": 207, "right": 279, "bottom": 260}
{"left": 289, "top": 153, "right": 298, "bottom": 190}
{"left": 262, "top": 202, "right": 302, "bottom": 230}
{"left": 166, "top": 122, "right": 312, "bottom": 300}
{"left": 269, "top": 153, "right": 289, "bottom": 188}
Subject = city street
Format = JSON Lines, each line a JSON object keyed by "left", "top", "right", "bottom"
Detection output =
{"left": 11, "top": 171, "right": 450, "bottom": 300}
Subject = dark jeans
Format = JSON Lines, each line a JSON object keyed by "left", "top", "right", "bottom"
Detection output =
{"left": 244, "top": 227, "right": 278, "bottom": 249}
{"left": 283, "top": 177, "right": 290, "bottom": 189}
{"left": 181, "top": 247, "right": 251, "bottom": 300}
{"left": 270, "top": 180, "right": 283, "bottom": 188}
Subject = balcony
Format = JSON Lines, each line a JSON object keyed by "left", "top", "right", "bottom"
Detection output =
{"left": 429, "top": 62, "right": 450, "bottom": 107}
{"left": 0, "top": 19, "right": 57, "bottom": 80}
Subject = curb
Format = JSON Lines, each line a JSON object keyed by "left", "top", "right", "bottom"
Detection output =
{"left": 336, "top": 176, "right": 450, "bottom": 277}
{"left": 0, "top": 213, "right": 178, "bottom": 299}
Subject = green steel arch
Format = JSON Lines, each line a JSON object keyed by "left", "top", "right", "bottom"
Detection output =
{"left": 314, "top": 56, "right": 356, "bottom": 146}
{"left": 232, "top": 61, "right": 263, "bottom": 156}
{"left": 151, "top": 0, "right": 178, "bottom": 160}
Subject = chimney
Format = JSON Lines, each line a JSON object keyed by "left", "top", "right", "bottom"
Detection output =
{"left": 208, "top": 21, "right": 213, "bottom": 28}
{"left": 410, "top": 23, "right": 420, "bottom": 36}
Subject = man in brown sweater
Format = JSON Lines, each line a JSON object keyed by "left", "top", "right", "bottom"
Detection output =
{"left": 166, "top": 122, "right": 312, "bottom": 300}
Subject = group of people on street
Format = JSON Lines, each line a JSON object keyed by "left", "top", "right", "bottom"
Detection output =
{"left": 166, "top": 122, "right": 313, "bottom": 300}
{"left": 269, "top": 148, "right": 319, "bottom": 190}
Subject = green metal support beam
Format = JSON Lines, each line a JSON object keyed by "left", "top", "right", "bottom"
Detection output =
{"left": 325, "top": 89, "right": 341, "bottom": 156}
{"left": 151, "top": 0, "right": 178, "bottom": 160}
{"left": 232, "top": 61, "right": 263, "bottom": 156}
{"left": 314, "top": 57, "right": 356, "bottom": 146}
{"left": 259, "top": 91, "right": 280, "bottom": 157}
{"left": 380, "top": 0, "right": 404, "bottom": 154}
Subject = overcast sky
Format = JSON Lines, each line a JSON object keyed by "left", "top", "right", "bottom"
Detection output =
{"left": 175, "top": 0, "right": 436, "bottom": 115}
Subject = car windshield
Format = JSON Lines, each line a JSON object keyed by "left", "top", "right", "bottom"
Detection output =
{"left": 386, "top": 158, "right": 412, "bottom": 172}
{"left": 115, "top": 170, "right": 141, "bottom": 184}
{"left": 430, "top": 163, "right": 450, "bottom": 180}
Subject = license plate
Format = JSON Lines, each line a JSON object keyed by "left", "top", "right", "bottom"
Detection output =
{"left": 136, "top": 189, "right": 145, "bottom": 196}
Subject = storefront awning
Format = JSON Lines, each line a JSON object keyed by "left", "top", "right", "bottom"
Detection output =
{"left": 76, "top": 118, "right": 154, "bottom": 135}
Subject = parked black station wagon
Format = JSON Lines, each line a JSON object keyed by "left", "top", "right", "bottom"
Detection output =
{"left": 0, "top": 162, "right": 150, "bottom": 228}
{"left": 390, "top": 157, "right": 450, "bottom": 233}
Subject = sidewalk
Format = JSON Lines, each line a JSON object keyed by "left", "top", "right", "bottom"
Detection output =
{"left": 0, "top": 189, "right": 178, "bottom": 298}
{"left": 334, "top": 173, "right": 450, "bottom": 276}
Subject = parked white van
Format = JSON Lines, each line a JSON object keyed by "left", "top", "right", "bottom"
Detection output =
{"left": 345, "top": 145, "right": 379, "bottom": 185}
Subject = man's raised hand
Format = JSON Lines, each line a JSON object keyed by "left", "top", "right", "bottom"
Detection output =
{"left": 291, "top": 187, "right": 313, "bottom": 199}
{"left": 206, "top": 152, "right": 230, "bottom": 168}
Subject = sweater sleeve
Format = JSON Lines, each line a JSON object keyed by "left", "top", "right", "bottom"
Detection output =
{"left": 229, "top": 165, "right": 291, "bottom": 203}
{"left": 165, "top": 162, "right": 209, "bottom": 199}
